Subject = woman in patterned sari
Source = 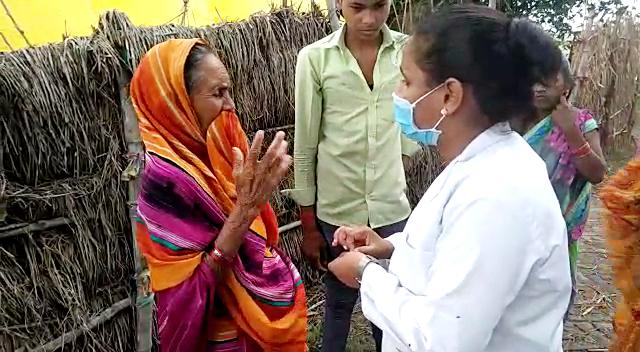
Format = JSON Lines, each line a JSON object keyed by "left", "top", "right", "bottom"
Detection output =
{"left": 523, "top": 57, "right": 607, "bottom": 316}
{"left": 130, "top": 39, "right": 307, "bottom": 351}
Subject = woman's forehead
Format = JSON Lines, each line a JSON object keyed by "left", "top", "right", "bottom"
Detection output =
{"left": 198, "top": 55, "right": 230, "bottom": 84}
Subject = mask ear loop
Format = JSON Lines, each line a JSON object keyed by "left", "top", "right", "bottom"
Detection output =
{"left": 431, "top": 108, "right": 448, "bottom": 130}
{"left": 413, "top": 108, "right": 448, "bottom": 131}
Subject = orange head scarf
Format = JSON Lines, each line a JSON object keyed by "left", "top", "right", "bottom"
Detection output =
{"left": 130, "top": 38, "right": 278, "bottom": 243}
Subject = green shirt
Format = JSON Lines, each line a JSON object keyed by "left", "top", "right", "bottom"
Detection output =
{"left": 285, "top": 25, "right": 419, "bottom": 228}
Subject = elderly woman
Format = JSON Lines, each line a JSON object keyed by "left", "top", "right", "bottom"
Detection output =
{"left": 131, "top": 39, "right": 307, "bottom": 351}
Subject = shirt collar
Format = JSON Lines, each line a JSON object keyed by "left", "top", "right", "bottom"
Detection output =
{"left": 456, "top": 122, "right": 514, "bottom": 163}
{"left": 330, "top": 24, "right": 396, "bottom": 53}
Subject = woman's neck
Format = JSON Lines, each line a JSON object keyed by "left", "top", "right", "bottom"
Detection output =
{"left": 437, "top": 122, "right": 490, "bottom": 165}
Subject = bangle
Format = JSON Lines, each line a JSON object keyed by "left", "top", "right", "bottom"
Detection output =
{"left": 574, "top": 149, "right": 592, "bottom": 159}
{"left": 211, "top": 244, "right": 234, "bottom": 265}
{"left": 573, "top": 145, "right": 593, "bottom": 159}
{"left": 570, "top": 141, "right": 590, "bottom": 156}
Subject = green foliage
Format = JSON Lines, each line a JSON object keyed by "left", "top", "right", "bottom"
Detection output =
{"left": 388, "top": 0, "right": 623, "bottom": 39}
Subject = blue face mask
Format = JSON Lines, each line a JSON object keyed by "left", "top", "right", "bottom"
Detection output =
{"left": 393, "top": 83, "right": 446, "bottom": 146}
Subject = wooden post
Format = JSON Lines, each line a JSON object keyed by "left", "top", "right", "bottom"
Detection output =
{"left": 181, "top": 0, "right": 189, "bottom": 25}
{"left": 326, "top": 0, "right": 340, "bottom": 31}
{"left": 489, "top": 0, "right": 497, "bottom": 9}
{"left": 118, "top": 71, "right": 153, "bottom": 352}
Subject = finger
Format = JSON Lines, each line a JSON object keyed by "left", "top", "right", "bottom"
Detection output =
{"left": 345, "top": 233, "right": 356, "bottom": 251}
{"left": 231, "top": 147, "right": 244, "bottom": 179}
{"left": 332, "top": 227, "right": 344, "bottom": 247}
{"left": 337, "top": 228, "right": 355, "bottom": 251}
{"left": 247, "top": 130, "right": 264, "bottom": 169}
{"left": 354, "top": 245, "right": 375, "bottom": 256}
{"left": 268, "top": 154, "right": 292, "bottom": 189}
{"left": 261, "top": 131, "right": 286, "bottom": 166}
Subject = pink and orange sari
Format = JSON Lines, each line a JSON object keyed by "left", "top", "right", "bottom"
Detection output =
{"left": 130, "top": 38, "right": 307, "bottom": 351}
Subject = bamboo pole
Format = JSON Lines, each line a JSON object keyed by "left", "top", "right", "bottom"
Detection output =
{"left": 15, "top": 298, "right": 131, "bottom": 352}
{"left": 181, "top": 0, "right": 189, "bottom": 25}
{"left": 118, "top": 71, "right": 153, "bottom": 352}
{"left": 279, "top": 220, "right": 301, "bottom": 234}
{"left": 0, "top": 217, "right": 70, "bottom": 240}
{"left": 0, "top": 0, "right": 31, "bottom": 47}
{"left": 326, "top": 0, "right": 340, "bottom": 31}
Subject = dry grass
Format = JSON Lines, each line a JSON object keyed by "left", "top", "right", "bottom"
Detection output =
{"left": 98, "top": 9, "right": 330, "bottom": 133}
{"left": 570, "top": 12, "right": 640, "bottom": 154}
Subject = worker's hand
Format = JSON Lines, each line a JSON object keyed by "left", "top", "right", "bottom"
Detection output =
{"left": 333, "top": 226, "right": 394, "bottom": 259}
{"left": 328, "top": 251, "right": 367, "bottom": 289}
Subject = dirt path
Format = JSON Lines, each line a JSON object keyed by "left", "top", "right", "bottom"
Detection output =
{"left": 563, "top": 196, "right": 616, "bottom": 351}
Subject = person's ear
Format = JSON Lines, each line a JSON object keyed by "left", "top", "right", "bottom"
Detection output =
{"left": 442, "top": 78, "right": 463, "bottom": 116}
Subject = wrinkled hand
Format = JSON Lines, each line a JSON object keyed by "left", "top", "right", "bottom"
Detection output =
{"left": 328, "top": 251, "right": 366, "bottom": 289}
{"left": 332, "top": 226, "right": 394, "bottom": 259}
{"left": 550, "top": 96, "right": 577, "bottom": 132}
{"left": 233, "top": 131, "right": 291, "bottom": 218}
{"left": 302, "top": 227, "right": 328, "bottom": 271}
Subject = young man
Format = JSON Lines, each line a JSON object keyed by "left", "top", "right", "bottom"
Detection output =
{"left": 519, "top": 57, "right": 606, "bottom": 317}
{"left": 287, "top": 0, "right": 418, "bottom": 350}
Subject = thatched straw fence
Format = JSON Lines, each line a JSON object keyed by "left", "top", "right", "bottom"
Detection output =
{"left": 570, "top": 12, "right": 640, "bottom": 154}
{"left": 0, "top": 9, "right": 441, "bottom": 351}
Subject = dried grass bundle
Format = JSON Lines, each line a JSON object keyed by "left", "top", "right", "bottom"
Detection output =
{"left": 571, "top": 13, "right": 640, "bottom": 153}
{"left": 98, "top": 9, "right": 330, "bottom": 133}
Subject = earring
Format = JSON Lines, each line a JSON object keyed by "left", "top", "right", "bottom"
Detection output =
{"left": 441, "top": 108, "right": 448, "bottom": 116}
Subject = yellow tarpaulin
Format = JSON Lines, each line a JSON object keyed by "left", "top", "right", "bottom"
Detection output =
{"left": 0, "top": 0, "right": 324, "bottom": 51}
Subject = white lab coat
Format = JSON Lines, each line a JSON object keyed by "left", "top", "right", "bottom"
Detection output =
{"left": 360, "top": 123, "right": 572, "bottom": 352}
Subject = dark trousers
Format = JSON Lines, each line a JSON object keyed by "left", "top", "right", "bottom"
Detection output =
{"left": 317, "top": 218, "right": 407, "bottom": 352}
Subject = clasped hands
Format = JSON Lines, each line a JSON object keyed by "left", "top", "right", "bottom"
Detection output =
{"left": 327, "top": 226, "right": 394, "bottom": 288}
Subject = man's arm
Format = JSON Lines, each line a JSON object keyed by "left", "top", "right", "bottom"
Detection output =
{"left": 290, "top": 47, "right": 328, "bottom": 268}
{"left": 290, "top": 47, "right": 322, "bottom": 207}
